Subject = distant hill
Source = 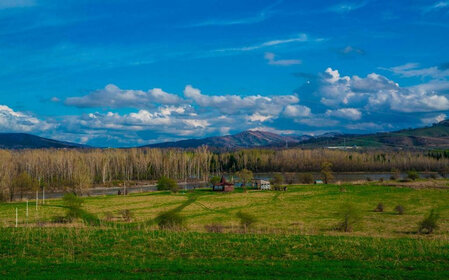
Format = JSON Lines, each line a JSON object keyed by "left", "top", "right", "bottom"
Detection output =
{"left": 4, "top": 120, "right": 449, "bottom": 150}
{"left": 144, "top": 120, "right": 449, "bottom": 149}
{"left": 144, "top": 130, "right": 309, "bottom": 149}
{"left": 0, "top": 133, "right": 88, "bottom": 149}
{"left": 299, "top": 120, "right": 449, "bottom": 149}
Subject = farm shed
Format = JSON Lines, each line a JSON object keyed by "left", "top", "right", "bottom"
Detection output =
{"left": 212, "top": 176, "right": 234, "bottom": 192}
{"left": 253, "top": 179, "right": 271, "bottom": 190}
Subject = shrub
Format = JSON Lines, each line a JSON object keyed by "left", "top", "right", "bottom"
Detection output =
{"left": 335, "top": 203, "right": 360, "bottom": 232}
{"left": 407, "top": 170, "right": 420, "bottom": 181}
{"left": 157, "top": 176, "right": 179, "bottom": 192}
{"left": 205, "top": 223, "right": 225, "bottom": 233}
{"left": 418, "top": 209, "right": 440, "bottom": 234}
{"left": 236, "top": 211, "right": 257, "bottom": 228}
{"left": 120, "top": 209, "right": 134, "bottom": 222}
{"left": 366, "top": 177, "right": 373, "bottom": 182}
{"left": 374, "top": 202, "right": 384, "bottom": 212}
{"left": 156, "top": 211, "right": 185, "bottom": 229}
{"left": 299, "top": 173, "right": 314, "bottom": 184}
{"left": 391, "top": 168, "right": 401, "bottom": 180}
{"left": 62, "top": 193, "right": 84, "bottom": 220}
{"left": 394, "top": 205, "right": 404, "bottom": 215}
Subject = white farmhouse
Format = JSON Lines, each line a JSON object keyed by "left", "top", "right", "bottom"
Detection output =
{"left": 253, "top": 179, "right": 271, "bottom": 190}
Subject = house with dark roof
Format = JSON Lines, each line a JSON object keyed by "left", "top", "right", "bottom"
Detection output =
{"left": 212, "top": 176, "right": 234, "bottom": 192}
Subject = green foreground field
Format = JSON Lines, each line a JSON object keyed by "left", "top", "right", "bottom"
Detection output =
{"left": 1, "top": 184, "right": 449, "bottom": 279}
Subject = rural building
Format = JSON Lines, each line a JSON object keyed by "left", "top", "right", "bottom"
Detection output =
{"left": 314, "top": 180, "right": 324, "bottom": 184}
{"left": 212, "top": 176, "right": 234, "bottom": 192}
{"left": 253, "top": 179, "right": 271, "bottom": 190}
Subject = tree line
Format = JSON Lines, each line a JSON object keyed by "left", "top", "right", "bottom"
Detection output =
{"left": 1, "top": 147, "right": 448, "bottom": 201}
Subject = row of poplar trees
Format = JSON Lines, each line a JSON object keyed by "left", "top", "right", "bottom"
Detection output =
{"left": 1, "top": 147, "right": 449, "bottom": 201}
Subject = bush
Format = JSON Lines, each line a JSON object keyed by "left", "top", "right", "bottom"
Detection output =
{"left": 407, "top": 170, "right": 420, "bottom": 181}
{"left": 236, "top": 211, "right": 257, "bottom": 228}
{"left": 156, "top": 211, "right": 185, "bottom": 229}
{"left": 120, "top": 209, "right": 134, "bottom": 222}
{"left": 394, "top": 205, "right": 404, "bottom": 215}
{"left": 205, "top": 223, "right": 225, "bottom": 233}
{"left": 391, "top": 168, "right": 401, "bottom": 180}
{"left": 157, "top": 176, "right": 179, "bottom": 192}
{"left": 374, "top": 202, "right": 384, "bottom": 212}
{"left": 299, "top": 173, "right": 314, "bottom": 184}
{"left": 62, "top": 193, "right": 84, "bottom": 220}
{"left": 335, "top": 203, "right": 360, "bottom": 232}
{"left": 418, "top": 209, "right": 440, "bottom": 234}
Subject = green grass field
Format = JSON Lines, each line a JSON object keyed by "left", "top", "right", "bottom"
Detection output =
{"left": 1, "top": 184, "right": 449, "bottom": 279}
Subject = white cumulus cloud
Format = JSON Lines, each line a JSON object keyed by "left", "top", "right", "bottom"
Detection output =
{"left": 0, "top": 105, "right": 52, "bottom": 132}
{"left": 65, "top": 84, "right": 184, "bottom": 108}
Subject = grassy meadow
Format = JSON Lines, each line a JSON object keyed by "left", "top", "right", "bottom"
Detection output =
{"left": 1, "top": 183, "right": 449, "bottom": 279}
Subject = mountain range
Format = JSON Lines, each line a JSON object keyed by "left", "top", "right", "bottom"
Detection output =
{"left": 0, "top": 133, "right": 88, "bottom": 149}
{"left": 2, "top": 120, "right": 449, "bottom": 149}
{"left": 144, "top": 130, "right": 310, "bottom": 149}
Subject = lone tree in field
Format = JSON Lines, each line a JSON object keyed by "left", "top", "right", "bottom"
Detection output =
{"left": 157, "top": 176, "right": 179, "bottom": 192}
{"left": 394, "top": 205, "right": 405, "bottom": 215}
{"left": 156, "top": 210, "right": 185, "bottom": 229}
{"left": 418, "top": 209, "right": 440, "bottom": 234}
{"left": 336, "top": 203, "right": 360, "bottom": 232}
{"left": 72, "top": 159, "right": 93, "bottom": 194}
{"left": 236, "top": 211, "right": 257, "bottom": 229}
{"left": 236, "top": 169, "right": 253, "bottom": 190}
{"left": 321, "top": 162, "right": 334, "bottom": 184}
{"left": 374, "top": 202, "right": 384, "bottom": 212}
{"left": 62, "top": 193, "right": 84, "bottom": 221}
{"left": 209, "top": 176, "right": 221, "bottom": 186}
{"left": 271, "top": 174, "right": 284, "bottom": 190}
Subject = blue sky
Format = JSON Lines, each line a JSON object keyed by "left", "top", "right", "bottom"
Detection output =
{"left": 1, "top": 0, "right": 449, "bottom": 147}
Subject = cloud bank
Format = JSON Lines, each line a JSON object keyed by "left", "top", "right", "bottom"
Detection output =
{"left": 3, "top": 66, "right": 449, "bottom": 146}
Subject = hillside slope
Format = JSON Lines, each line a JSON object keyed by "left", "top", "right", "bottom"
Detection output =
{"left": 145, "top": 130, "right": 307, "bottom": 149}
{"left": 0, "top": 133, "right": 88, "bottom": 149}
{"left": 299, "top": 120, "right": 449, "bottom": 148}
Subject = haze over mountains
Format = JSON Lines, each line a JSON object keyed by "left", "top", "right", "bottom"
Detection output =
{"left": 2, "top": 120, "right": 449, "bottom": 149}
